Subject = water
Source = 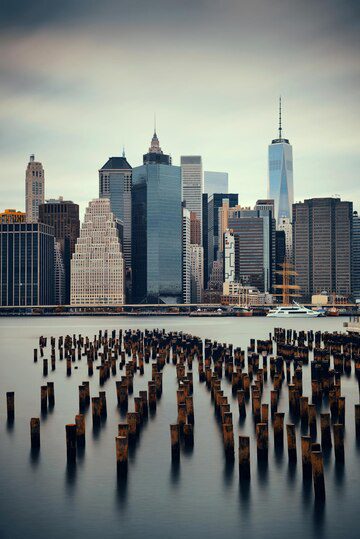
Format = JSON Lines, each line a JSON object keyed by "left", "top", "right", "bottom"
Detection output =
{"left": 0, "top": 316, "right": 359, "bottom": 539}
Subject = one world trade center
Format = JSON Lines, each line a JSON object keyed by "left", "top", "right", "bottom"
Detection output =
{"left": 268, "top": 98, "right": 294, "bottom": 224}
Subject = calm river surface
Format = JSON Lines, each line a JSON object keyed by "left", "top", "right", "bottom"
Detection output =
{"left": 0, "top": 316, "right": 359, "bottom": 539}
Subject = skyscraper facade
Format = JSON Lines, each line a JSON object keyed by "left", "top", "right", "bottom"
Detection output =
{"left": 204, "top": 171, "right": 228, "bottom": 197}
{"left": 293, "top": 198, "right": 352, "bottom": 299}
{"left": 190, "top": 244, "right": 204, "bottom": 303}
{"left": 207, "top": 193, "right": 238, "bottom": 285}
{"left": 132, "top": 133, "right": 182, "bottom": 304}
{"left": 182, "top": 208, "right": 191, "bottom": 304}
{"left": 0, "top": 222, "right": 54, "bottom": 306}
{"left": 39, "top": 198, "right": 80, "bottom": 304}
{"left": 228, "top": 206, "right": 275, "bottom": 293}
{"left": 25, "top": 155, "right": 45, "bottom": 223}
{"left": 202, "top": 193, "right": 209, "bottom": 288}
{"left": 352, "top": 211, "right": 360, "bottom": 300}
{"left": 71, "top": 199, "right": 125, "bottom": 305}
{"left": 54, "top": 240, "right": 66, "bottom": 305}
{"left": 268, "top": 100, "right": 294, "bottom": 223}
{"left": 181, "top": 156, "right": 203, "bottom": 243}
{"left": 99, "top": 154, "right": 132, "bottom": 270}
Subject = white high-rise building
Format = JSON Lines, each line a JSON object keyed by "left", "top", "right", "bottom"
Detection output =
{"left": 278, "top": 216, "right": 293, "bottom": 261}
{"left": 182, "top": 208, "right": 191, "bottom": 303}
{"left": 224, "top": 230, "right": 235, "bottom": 283}
{"left": 71, "top": 199, "right": 125, "bottom": 305}
{"left": 190, "top": 244, "right": 204, "bottom": 303}
{"left": 54, "top": 240, "right": 66, "bottom": 305}
{"left": 25, "top": 154, "right": 45, "bottom": 222}
{"left": 181, "top": 156, "right": 203, "bottom": 244}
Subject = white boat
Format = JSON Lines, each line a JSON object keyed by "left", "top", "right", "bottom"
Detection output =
{"left": 267, "top": 302, "right": 322, "bottom": 318}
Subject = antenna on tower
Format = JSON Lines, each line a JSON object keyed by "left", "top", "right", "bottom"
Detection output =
{"left": 278, "top": 96, "right": 282, "bottom": 139}
{"left": 122, "top": 146, "right": 125, "bottom": 158}
{"left": 154, "top": 112, "right": 157, "bottom": 135}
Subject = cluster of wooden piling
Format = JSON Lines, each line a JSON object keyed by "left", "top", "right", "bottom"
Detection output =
{"left": 4, "top": 324, "right": 360, "bottom": 504}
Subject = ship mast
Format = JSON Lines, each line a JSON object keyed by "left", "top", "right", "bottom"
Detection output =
{"left": 273, "top": 259, "right": 301, "bottom": 305}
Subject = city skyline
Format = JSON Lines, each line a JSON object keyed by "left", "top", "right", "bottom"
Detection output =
{"left": 1, "top": 1, "right": 359, "bottom": 215}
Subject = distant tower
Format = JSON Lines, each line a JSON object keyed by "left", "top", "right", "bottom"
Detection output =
{"left": 268, "top": 98, "right": 294, "bottom": 224}
{"left": 25, "top": 154, "right": 45, "bottom": 222}
{"left": 71, "top": 199, "right": 125, "bottom": 305}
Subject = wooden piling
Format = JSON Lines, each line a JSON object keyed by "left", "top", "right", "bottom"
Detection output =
{"left": 183, "top": 423, "right": 194, "bottom": 447}
{"left": 65, "top": 424, "right": 77, "bottom": 462}
{"left": 286, "top": 424, "right": 297, "bottom": 461}
{"left": 238, "top": 435, "right": 250, "bottom": 480}
{"left": 256, "top": 422, "right": 268, "bottom": 461}
{"left": 47, "top": 382, "right": 55, "bottom": 407}
{"left": 320, "top": 413, "right": 332, "bottom": 448}
{"left": 40, "top": 386, "right": 47, "bottom": 412}
{"left": 91, "top": 397, "right": 101, "bottom": 425}
{"left": 333, "top": 423, "right": 344, "bottom": 462}
{"left": 115, "top": 436, "right": 128, "bottom": 475}
{"left": 308, "top": 404, "right": 317, "bottom": 437}
{"left": 185, "top": 396, "right": 194, "bottom": 424}
{"left": 301, "top": 436, "right": 312, "bottom": 477}
{"left": 6, "top": 391, "right": 15, "bottom": 421}
{"left": 75, "top": 414, "right": 86, "bottom": 446}
{"left": 311, "top": 450, "right": 325, "bottom": 500}
{"left": 170, "top": 424, "right": 180, "bottom": 460}
{"left": 273, "top": 412, "right": 284, "bottom": 446}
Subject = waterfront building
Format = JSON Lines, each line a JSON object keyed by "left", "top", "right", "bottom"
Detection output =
{"left": 25, "top": 155, "right": 45, "bottom": 222}
{"left": 132, "top": 132, "right": 182, "bottom": 304}
{"left": 204, "top": 171, "right": 228, "bottom": 197}
{"left": 353, "top": 211, "right": 360, "bottom": 301}
{"left": 54, "top": 240, "right": 66, "bottom": 305}
{"left": 99, "top": 153, "right": 132, "bottom": 270}
{"left": 70, "top": 199, "right": 125, "bottom": 305}
{"left": 39, "top": 197, "right": 80, "bottom": 304}
{"left": 207, "top": 193, "right": 238, "bottom": 285}
{"left": 221, "top": 281, "right": 273, "bottom": 306}
{"left": 182, "top": 208, "right": 191, "bottom": 304}
{"left": 0, "top": 209, "right": 26, "bottom": 223}
{"left": 275, "top": 230, "right": 286, "bottom": 286}
{"left": 190, "top": 244, "right": 204, "bottom": 303}
{"left": 181, "top": 156, "right": 203, "bottom": 243}
{"left": 0, "top": 222, "right": 54, "bottom": 306}
{"left": 227, "top": 206, "right": 275, "bottom": 293}
{"left": 208, "top": 259, "right": 223, "bottom": 292}
{"left": 267, "top": 99, "right": 294, "bottom": 223}
{"left": 293, "top": 197, "right": 352, "bottom": 299}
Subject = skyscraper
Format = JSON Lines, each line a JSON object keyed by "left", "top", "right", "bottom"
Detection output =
{"left": 99, "top": 153, "right": 132, "bottom": 270}
{"left": 132, "top": 132, "right": 182, "bottom": 304}
{"left": 204, "top": 171, "right": 228, "bottom": 197}
{"left": 0, "top": 222, "right": 54, "bottom": 306}
{"left": 25, "top": 155, "right": 45, "bottom": 222}
{"left": 54, "top": 240, "right": 66, "bottom": 305}
{"left": 268, "top": 98, "right": 294, "bottom": 223}
{"left": 190, "top": 244, "right": 204, "bottom": 303}
{"left": 181, "top": 156, "right": 203, "bottom": 243}
{"left": 293, "top": 197, "right": 352, "bottom": 299}
{"left": 202, "top": 193, "right": 209, "bottom": 288}
{"left": 352, "top": 211, "right": 360, "bottom": 300}
{"left": 182, "top": 208, "right": 191, "bottom": 304}
{"left": 71, "top": 199, "right": 125, "bottom": 305}
{"left": 228, "top": 206, "right": 275, "bottom": 293}
{"left": 207, "top": 193, "right": 238, "bottom": 285}
{"left": 39, "top": 198, "right": 80, "bottom": 304}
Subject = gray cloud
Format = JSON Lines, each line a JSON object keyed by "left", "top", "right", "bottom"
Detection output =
{"left": 0, "top": 0, "right": 359, "bottom": 215}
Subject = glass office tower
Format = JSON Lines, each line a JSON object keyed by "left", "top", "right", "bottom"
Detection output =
{"left": 268, "top": 99, "right": 294, "bottom": 223}
{"left": 132, "top": 133, "right": 182, "bottom": 304}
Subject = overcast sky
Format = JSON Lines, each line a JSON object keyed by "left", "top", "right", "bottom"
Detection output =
{"left": 0, "top": 0, "right": 359, "bottom": 216}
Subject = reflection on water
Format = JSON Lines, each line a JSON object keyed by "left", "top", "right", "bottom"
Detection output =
{"left": 0, "top": 316, "right": 359, "bottom": 539}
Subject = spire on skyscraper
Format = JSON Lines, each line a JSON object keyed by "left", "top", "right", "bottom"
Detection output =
{"left": 278, "top": 96, "right": 282, "bottom": 139}
{"left": 149, "top": 130, "right": 162, "bottom": 154}
{"left": 122, "top": 146, "right": 125, "bottom": 158}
